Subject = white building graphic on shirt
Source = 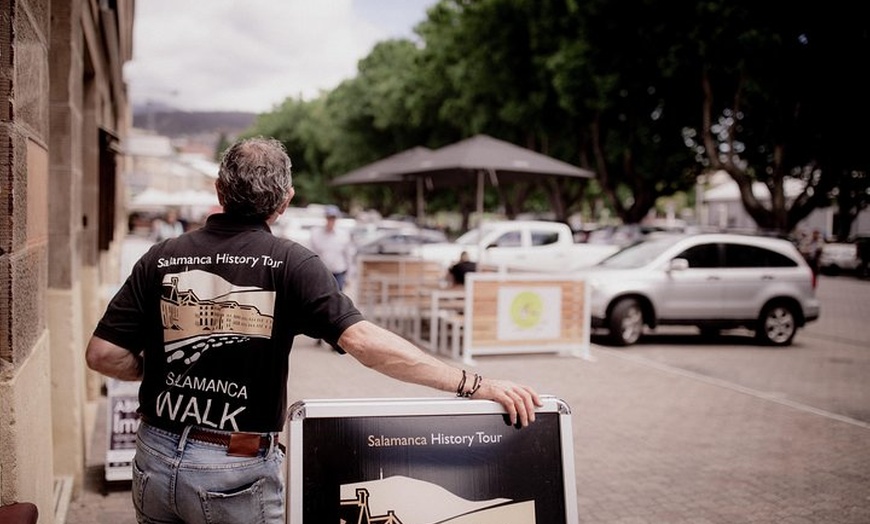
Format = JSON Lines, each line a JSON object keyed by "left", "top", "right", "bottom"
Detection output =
{"left": 160, "top": 269, "right": 275, "bottom": 344}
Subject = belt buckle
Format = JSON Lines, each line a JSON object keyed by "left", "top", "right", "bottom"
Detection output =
{"left": 227, "top": 432, "right": 263, "bottom": 457}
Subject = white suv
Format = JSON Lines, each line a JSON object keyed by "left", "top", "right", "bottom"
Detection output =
{"left": 581, "top": 233, "right": 821, "bottom": 346}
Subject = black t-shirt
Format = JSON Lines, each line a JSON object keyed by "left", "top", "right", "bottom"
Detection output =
{"left": 93, "top": 213, "right": 364, "bottom": 432}
{"left": 449, "top": 261, "right": 477, "bottom": 285}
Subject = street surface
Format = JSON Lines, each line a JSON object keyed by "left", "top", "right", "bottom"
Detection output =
{"left": 67, "top": 269, "right": 870, "bottom": 523}
{"left": 606, "top": 274, "right": 870, "bottom": 426}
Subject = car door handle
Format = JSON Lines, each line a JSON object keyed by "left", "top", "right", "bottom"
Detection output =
{"left": 707, "top": 276, "right": 720, "bottom": 281}
{"left": 761, "top": 275, "right": 774, "bottom": 280}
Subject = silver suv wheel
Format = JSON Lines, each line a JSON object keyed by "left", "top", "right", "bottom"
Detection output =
{"left": 609, "top": 298, "right": 644, "bottom": 346}
{"left": 758, "top": 303, "right": 797, "bottom": 346}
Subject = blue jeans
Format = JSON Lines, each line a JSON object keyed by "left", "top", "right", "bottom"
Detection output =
{"left": 332, "top": 271, "right": 347, "bottom": 291}
{"left": 132, "top": 422, "right": 285, "bottom": 524}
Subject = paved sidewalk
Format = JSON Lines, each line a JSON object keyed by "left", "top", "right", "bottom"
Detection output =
{"left": 67, "top": 329, "right": 870, "bottom": 523}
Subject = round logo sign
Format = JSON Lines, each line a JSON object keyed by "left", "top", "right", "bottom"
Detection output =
{"left": 509, "top": 291, "right": 543, "bottom": 329}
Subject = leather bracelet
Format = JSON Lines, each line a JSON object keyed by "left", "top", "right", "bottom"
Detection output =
{"left": 457, "top": 372, "right": 482, "bottom": 398}
{"left": 464, "top": 373, "right": 482, "bottom": 398}
{"left": 456, "top": 369, "right": 468, "bottom": 397}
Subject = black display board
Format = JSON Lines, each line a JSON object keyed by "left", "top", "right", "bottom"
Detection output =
{"left": 105, "top": 378, "right": 141, "bottom": 482}
{"left": 286, "top": 396, "right": 577, "bottom": 523}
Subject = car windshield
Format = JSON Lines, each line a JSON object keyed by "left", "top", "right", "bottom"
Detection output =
{"left": 455, "top": 228, "right": 486, "bottom": 246}
{"left": 598, "top": 237, "right": 679, "bottom": 268}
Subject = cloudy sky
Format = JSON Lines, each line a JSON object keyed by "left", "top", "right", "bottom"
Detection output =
{"left": 125, "top": 1, "right": 437, "bottom": 114}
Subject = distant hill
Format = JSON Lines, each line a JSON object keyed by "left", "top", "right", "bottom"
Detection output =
{"left": 132, "top": 110, "right": 258, "bottom": 138}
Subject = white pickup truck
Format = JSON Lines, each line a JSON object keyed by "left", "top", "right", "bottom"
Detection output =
{"left": 412, "top": 220, "right": 621, "bottom": 273}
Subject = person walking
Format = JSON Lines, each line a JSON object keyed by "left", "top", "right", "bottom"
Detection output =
{"left": 151, "top": 208, "right": 185, "bottom": 241}
{"left": 309, "top": 205, "right": 354, "bottom": 291}
{"left": 799, "top": 229, "right": 825, "bottom": 275}
{"left": 309, "top": 205, "right": 354, "bottom": 351}
{"left": 85, "top": 136, "right": 542, "bottom": 524}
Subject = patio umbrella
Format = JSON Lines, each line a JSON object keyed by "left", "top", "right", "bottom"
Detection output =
{"left": 331, "top": 146, "right": 435, "bottom": 217}
{"left": 398, "top": 134, "right": 595, "bottom": 218}
{"left": 331, "top": 146, "right": 435, "bottom": 186}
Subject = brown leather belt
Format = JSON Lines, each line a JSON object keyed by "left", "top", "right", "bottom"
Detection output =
{"left": 142, "top": 416, "right": 277, "bottom": 457}
{"left": 188, "top": 428, "right": 277, "bottom": 457}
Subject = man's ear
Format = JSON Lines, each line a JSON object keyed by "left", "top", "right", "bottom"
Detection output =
{"left": 215, "top": 180, "right": 225, "bottom": 207}
{"left": 280, "top": 187, "right": 295, "bottom": 213}
{"left": 268, "top": 187, "right": 295, "bottom": 223}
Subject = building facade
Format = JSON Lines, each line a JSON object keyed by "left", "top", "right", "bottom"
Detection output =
{"left": 697, "top": 171, "right": 870, "bottom": 239}
{"left": 0, "top": 1, "right": 134, "bottom": 521}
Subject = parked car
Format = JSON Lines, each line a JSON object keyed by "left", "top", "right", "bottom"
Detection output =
{"left": 274, "top": 214, "right": 356, "bottom": 249}
{"left": 412, "top": 220, "right": 620, "bottom": 272}
{"left": 819, "top": 239, "right": 861, "bottom": 275}
{"left": 350, "top": 219, "right": 421, "bottom": 247}
{"left": 356, "top": 228, "right": 449, "bottom": 256}
{"left": 857, "top": 237, "right": 870, "bottom": 278}
{"left": 579, "top": 233, "right": 820, "bottom": 346}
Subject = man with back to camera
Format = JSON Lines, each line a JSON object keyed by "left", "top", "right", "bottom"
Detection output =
{"left": 86, "top": 136, "right": 542, "bottom": 524}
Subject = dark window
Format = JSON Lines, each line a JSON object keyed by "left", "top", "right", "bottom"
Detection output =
{"left": 723, "top": 244, "right": 798, "bottom": 268}
{"left": 677, "top": 243, "right": 720, "bottom": 268}
{"left": 492, "top": 231, "right": 522, "bottom": 248}
{"left": 531, "top": 230, "right": 560, "bottom": 246}
{"left": 98, "top": 129, "right": 119, "bottom": 251}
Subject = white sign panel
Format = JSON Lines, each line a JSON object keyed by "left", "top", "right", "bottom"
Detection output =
{"left": 496, "top": 286, "right": 561, "bottom": 340}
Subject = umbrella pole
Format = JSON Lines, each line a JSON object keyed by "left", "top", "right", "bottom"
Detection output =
{"left": 475, "top": 171, "right": 485, "bottom": 226}
{"left": 416, "top": 177, "right": 426, "bottom": 222}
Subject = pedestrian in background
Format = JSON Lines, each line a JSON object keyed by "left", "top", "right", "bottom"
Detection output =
{"left": 800, "top": 229, "right": 825, "bottom": 275}
{"left": 309, "top": 205, "right": 354, "bottom": 291}
{"left": 151, "top": 208, "right": 184, "bottom": 241}
{"left": 85, "top": 136, "right": 542, "bottom": 524}
{"left": 448, "top": 250, "right": 477, "bottom": 286}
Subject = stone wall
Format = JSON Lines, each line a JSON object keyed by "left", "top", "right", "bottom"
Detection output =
{"left": 0, "top": 0, "right": 134, "bottom": 519}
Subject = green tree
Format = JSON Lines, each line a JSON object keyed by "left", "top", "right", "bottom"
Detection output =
{"left": 321, "top": 40, "right": 434, "bottom": 216}
{"left": 244, "top": 96, "right": 334, "bottom": 206}
{"left": 683, "top": 0, "right": 870, "bottom": 233}
{"left": 412, "top": 0, "right": 594, "bottom": 222}
{"left": 548, "top": 0, "right": 700, "bottom": 224}
{"left": 213, "top": 132, "right": 231, "bottom": 162}
{"left": 832, "top": 170, "right": 869, "bottom": 240}
{"left": 243, "top": 0, "right": 869, "bottom": 235}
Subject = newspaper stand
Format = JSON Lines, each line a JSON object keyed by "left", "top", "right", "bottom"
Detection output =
{"left": 104, "top": 378, "right": 141, "bottom": 483}
{"left": 286, "top": 396, "right": 578, "bottom": 523}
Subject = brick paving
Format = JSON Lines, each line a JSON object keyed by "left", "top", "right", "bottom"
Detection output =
{"left": 66, "top": 275, "right": 870, "bottom": 523}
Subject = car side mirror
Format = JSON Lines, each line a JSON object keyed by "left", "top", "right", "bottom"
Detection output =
{"left": 668, "top": 258, "right": 689, "bottom": 272}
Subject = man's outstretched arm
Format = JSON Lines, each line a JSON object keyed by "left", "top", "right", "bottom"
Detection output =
{"left": 339, "top": 320, "right": 543, "bottom": 427}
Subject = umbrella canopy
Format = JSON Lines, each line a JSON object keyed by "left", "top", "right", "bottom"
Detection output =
{"left": 330, "top": 136, "right": 595, "bottom": 222}
{"left": 399, "top": 134, "right": 594, "bottom": 218}
{"left": 330, "top": 146, "right": 435, "bottom": 186}
{"left": 331, "top": 146, "right": 436, "bottom": 219}
{"left": 401, "top": 134, "right": 594, "bottom": 184}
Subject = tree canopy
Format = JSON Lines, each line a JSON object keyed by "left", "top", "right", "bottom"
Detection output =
{"left": 243, "top": 0, "right": 869, "bottom": 235}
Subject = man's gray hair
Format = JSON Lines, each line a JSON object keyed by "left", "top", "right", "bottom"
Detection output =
{"left": 217, "top": 137, "right": 293, "bottom": 220}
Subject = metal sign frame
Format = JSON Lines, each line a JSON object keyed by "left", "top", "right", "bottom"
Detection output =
{"left": 286, "top": 395, "right": 578, "bottom": 523}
